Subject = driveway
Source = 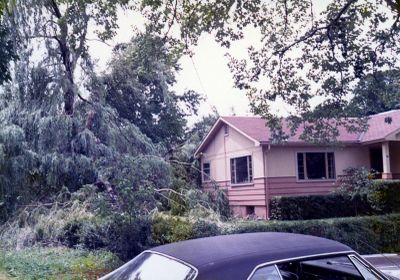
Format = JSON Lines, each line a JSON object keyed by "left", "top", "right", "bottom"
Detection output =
{"left": 364, "top": 254, "right": 400, "bottom": 279}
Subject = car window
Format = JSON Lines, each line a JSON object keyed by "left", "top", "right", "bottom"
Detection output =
{"left": 252, "top": 255, "right": 371, "bottom": 280}
{"left": 250, "top": 265, "right": 282, "bottom": 280}
{"left": 295, "top": 256, "right": 363, "bottom": 280}
{"left": 100, "top": 252, "right": 196, "bottom": 280}
{"left": 350, "top": 256, "right": 383, "bottom": 280}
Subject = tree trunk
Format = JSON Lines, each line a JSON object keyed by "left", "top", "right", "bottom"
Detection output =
{"left": 49, "top": 0, "right": 75, "bottom": 115}
{"left": 64, "top": 87, "right": 74, "bottom": 115}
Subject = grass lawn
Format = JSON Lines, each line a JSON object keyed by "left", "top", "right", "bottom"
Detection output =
{"left": 0, "top": 247, "right": 121, "bottom": 280}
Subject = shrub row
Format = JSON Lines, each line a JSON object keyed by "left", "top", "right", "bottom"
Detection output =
{"left": 3, "top": 213, "right": 398, "bottom": 279}
{"left": 227, "top": 214, "right": 400, "bottom": 254}
{"left": 270, "top": 180, "right": 400, "bottom": 220}
{"left": 151, "top": 213, "right": 400, "bottom": 255}
{"left": 269, "top": 193, "right": 373, "bottom": 220}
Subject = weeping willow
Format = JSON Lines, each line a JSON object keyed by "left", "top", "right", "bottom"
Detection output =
{"left": 0, "top": 0, "right": 171, "bottom": 222}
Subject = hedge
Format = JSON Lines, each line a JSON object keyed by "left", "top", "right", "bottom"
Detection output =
{"left": 270, "top": 180, "right": 400, "bottom": 220}
{"left": 151, "top": 214, "right": 400, "bottom": 255}
{"left": 269, "top": 193, "right": 372, "bottom": 220}
{"left": 227, "top": 214, "right": 400, "bottom": 254}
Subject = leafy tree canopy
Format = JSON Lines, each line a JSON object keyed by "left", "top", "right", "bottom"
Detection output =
{"left": 347, "top": 69, "right": 400, "bottom": 116}
{"left": 102, "top": 31, "right": 202, "bottom": 147}
{"left": 7, "top": 0, "right": 130, "bottom": 115}
{"left": 139, "top": 0, "right": 400, "bottom": 143}
{"left": 0, "top": 0, "right": 16, "bottom": 85}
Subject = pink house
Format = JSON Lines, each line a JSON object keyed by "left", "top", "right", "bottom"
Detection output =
{"left": 195, "top": 110, "right": 400, "bottom": 219}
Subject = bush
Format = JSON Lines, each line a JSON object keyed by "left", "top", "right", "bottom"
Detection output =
{"left": 270, "top": 193, "right": 373, "bottom": 220}
{"left": 368, "top": 180, "right": 400, "bottom": 213}
{"left": 227, "top": 214, "right": 400, "bottom": 254}
{"left": 270, "top": 179, "right": 400, "bottom": 220}
{"left": 151, "top": 216, "right": 222, "bottom": 244}
{"left": 58, "top": 216, "right": 153, "bottom": 262}
{"left": 0, "top": 247, "right": 121, "bottom": 280}
{"left": 151, "top": 216, "right": 193, "bottom": 245}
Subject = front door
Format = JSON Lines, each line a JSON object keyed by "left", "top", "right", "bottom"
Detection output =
{"left": 370, "top": 147, "right": 383, "bottom": 176}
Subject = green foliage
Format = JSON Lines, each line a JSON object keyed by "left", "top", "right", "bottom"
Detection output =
{"left": 347, "top": 70, "right": 400, "bottom": 116}
{"left": 0, "top": 247, "right": 121, "bottom": 280}
{"left": 269, "top": 193, "right": 373, "bottom": 221}
{"left": 103, "top": 31, "right": 202, "bottom": 147}
{"left": 7, "top": 0, "right": 130, "bottom": 114}
{"left": 191, "top": 219, "right": 221, "bottom": 238}
{"left": 0, "top": 23, "right": 15, "bottom": 85}
{"left": 0, "top": 96, "right": 170, "bottom": 222}
{"left": 151, "top": 216, "right": 193, "bottom": 245}
{"left": 228, "top": 214, "right": 400, "bottom": 254}
{"left": 151, "top": 215, "right": 221, "bottom": 245}
{"left": 337, "top": 167, "right": 376, "bottom": 198}
{"left": 367, "top": 180, "right": 400, "bottom": 213}
{"left": 270, "top": 177, "right": 400, "bottom": 220}
{"left": 141, "top": 0, "right": 400, "bottom": 143}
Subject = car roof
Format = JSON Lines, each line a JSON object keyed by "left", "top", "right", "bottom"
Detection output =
{"left": 151, "top": 232, "right": 354, "bottom": 280}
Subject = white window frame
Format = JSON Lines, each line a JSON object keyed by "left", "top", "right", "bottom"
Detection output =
{"left": 230, "top": 155, "right": 253, "bottom": 185}
{"left": 296, "top": 151, "right": 336, "bottom": 181}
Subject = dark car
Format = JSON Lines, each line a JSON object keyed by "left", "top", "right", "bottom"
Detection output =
{"left": 100, "top": 232, "right": 388, "bottom": 280}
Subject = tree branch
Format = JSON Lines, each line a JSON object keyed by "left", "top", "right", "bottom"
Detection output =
{"left": 163, "top": 0, "right": 179, "bottom": 42}
{"left": 275, "top": 0, "right": 356, "bottom": 57}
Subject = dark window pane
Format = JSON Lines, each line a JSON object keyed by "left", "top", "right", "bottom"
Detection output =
{"left": 327, "top": 152, "right": 336, "bottom": 179}
{"left": 305, "top": 153, "right": 326, "bottom": 179}
{"left": 230, "top": 159, "right": 235, "bottom": 183}
{"left": 203, "top": 163, "right": 210, "bottom": 181}
{"left": 235, "top": 156, "right": 249, "bottom": 183}
{"left": 297, "top": 153, "right": 305, "bottom": 180}
{"left": 231, "top": 156, "right": 252, "bottom": 184}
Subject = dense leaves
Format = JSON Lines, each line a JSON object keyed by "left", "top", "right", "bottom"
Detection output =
{"left": 6, "top": 0, "right": 130, "bottom": 115}
{"left": 140, "top": 0, "right": 400, "bottom": 143}
{"left": 103, "top": 32, "right": 202, "bottom": 147}
{"left": 0, "top": 0, "right": 16, "bottom": 85}
{"left": 347, "top": 70, "right": 400, "bottom": 116}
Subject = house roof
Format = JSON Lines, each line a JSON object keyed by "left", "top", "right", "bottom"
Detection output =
{"left": 195, "top": 110, "right": 400, "bottom": 156}
{"left": 152, "top": 232, "right": 353, "bottom": 280}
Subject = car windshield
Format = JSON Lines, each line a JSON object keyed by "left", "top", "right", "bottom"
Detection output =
{"left": 101, "top": 252, "right": 196, "bottom": 280}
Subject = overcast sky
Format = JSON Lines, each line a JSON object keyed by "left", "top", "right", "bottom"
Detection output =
{"left": 89, "top": 9, "right": 258, "bottom": 124}
{"left": 89, "top": 3, "right": 329, "bottom": 124}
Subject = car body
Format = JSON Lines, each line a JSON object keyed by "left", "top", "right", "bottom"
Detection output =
{"left": 100, "top": 232, "right": 389, "bottom": 280}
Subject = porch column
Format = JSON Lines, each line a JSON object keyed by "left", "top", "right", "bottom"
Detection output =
{"left": 382, "top": 142, "right": 393, "bottom": 179}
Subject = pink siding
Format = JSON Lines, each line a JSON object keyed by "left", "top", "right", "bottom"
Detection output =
{"left": 203, "top": 178, "right": 267, "bottom": 207}
{"left": 267, "top": 176, "right": 337, "bottom": 197}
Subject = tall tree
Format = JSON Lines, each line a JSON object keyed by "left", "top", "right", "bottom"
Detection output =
{"left": 103, "top": 31, "right": 202, "bottom": 147}
{"left": 139, "top": 0, "right": 400, "bottom": 142}
{"left": 8, "top": 0, "right": 128, "bottom": 115}
{"left": 0, "top": 1, "right": 175, "bottom": 222}
{"left": 347, "top": 70, "right": 400, "bottom": 116}
{"left": 0, "top": 0, "right": 16, "bottom": 85}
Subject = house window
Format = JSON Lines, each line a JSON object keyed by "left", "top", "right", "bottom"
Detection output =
{"left": 230, "top": 156, "right": 253, "bottom": 184}
{"left": 297, "top": 152, "right": 335, "bottom": 180}
{"left": 202, "top": 162, "right": 211, "bottom": 182}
